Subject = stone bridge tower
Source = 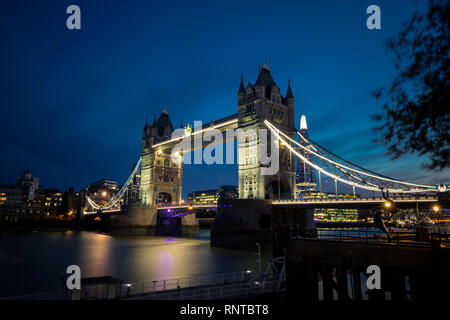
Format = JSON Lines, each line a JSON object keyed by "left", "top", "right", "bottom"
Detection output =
{"left": 237, "top": 64, "right": 296, "bottom": 200}
{"left": 139, "top": 110, "right": 183, "bottom": 205}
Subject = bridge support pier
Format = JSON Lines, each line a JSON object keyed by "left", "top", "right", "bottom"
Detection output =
{"left": 155, "top": 212, "right": 199, "bottom": 236}
{"left": 181, "top": 214, "right": 200, "bottom": 236}
{"left": 109, "top": 205, "right": 158, "bottom": 235}
{"left": 211, "top": 200, "right": 317, "bottom": 249}
{"left": 211, "top": 199, "right": 273, "bottom": 248}
{"left": 272, "top": 206, "right": 316, "bottom": 256}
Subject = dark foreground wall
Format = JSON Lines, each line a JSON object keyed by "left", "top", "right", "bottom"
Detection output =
{"left": 286, "top": 239, "right": 450, "bottom": 301}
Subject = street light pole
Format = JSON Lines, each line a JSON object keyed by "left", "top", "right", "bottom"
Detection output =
{"left": 256, "top": 242, "right": 262, "bottom": 278}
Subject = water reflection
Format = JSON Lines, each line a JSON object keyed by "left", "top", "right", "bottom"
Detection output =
{"left": 0, "top": 230, "right": 269, "bottom": 297}
{"left": 156, "top": 251, "right": 174, "bottom": 279}
{"left": 76, "top": 233, "right": 113, "bottom": 278}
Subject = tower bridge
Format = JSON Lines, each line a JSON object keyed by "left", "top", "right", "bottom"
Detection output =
{"left": 82, "top": 64, "right": 448, "bottom": 240}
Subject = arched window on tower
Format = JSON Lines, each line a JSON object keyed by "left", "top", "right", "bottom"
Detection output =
{"left": 164, "top": 159, "right": 170, "bottom": 167}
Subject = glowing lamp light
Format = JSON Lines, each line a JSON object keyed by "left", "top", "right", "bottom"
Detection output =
{"left": 432, "top": 205, "right": 440, "bottom": 213}
{"left": 102, "top": 191, "right": 107, "bottom": 197}
{"left": 188, "top": 206, "right": 193, "bottom": 210}
{"left": 384, "top": 201, "right": 392, "bottom": 208}
{"left": 157, "top": 149, "right": 162, "bottom": 155}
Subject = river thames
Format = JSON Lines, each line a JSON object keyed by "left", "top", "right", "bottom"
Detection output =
{"left": 0, "top": 229, "right": 270, "bottom": 298}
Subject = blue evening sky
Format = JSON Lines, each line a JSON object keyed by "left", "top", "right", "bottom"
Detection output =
{"left": 0, "top": 0, "right": 448, "bottom": 197}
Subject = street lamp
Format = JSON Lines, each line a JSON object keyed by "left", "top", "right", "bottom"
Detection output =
{"left": 384, "top": 201, "right": 392, "bottom": 208}
{"left": 432, "top": 205, "right": 440, "bottom": 213}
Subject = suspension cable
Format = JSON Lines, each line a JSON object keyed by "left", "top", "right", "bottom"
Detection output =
{"left": 265, "top": 120, "right": 434, "bottom": 190}
{"left": 86, "top": 157, "right": 142, "bottom": 210}
{"left": 264, "top": 120, "right": 434, "bottom": 193}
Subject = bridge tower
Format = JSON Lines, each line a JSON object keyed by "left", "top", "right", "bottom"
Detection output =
{"left": 140, "top": 110, "right": 183, "bottom": 205}
{"left": 237, "top": 64, "right": 296, "bottom": 200}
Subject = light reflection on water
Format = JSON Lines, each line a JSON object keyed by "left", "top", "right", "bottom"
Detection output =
{"left": 0, "top": 230, "right": 269, "bottom": 298}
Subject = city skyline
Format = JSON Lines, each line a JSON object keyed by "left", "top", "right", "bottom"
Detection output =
{"left": 1, "top": 0, "right": 448, "bottom": 196}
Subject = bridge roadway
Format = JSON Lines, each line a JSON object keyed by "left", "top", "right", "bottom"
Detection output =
{"left": 157, "top": 195, "right": 440, "bottom": 210}
{"left": 84, "top": 195, "right": 442, "bottom": 216}
{"left": 272, "top": 195, "right": 439, "bottom": 209}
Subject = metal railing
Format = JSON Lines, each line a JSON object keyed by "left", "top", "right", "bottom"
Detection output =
{"left": 157, "top": 202, "right": 217, "bottom": 208}
{"left": 2, "top": 270, "right": 273, "bottom": 300}
{"left": 308, "top": 228, "right": 450, "bottom": 246}
{"left": 274, "top": 195, "right": 437, "bottom": 204}
{"left": 130, "top": 273, "right": 285, "bottom": 300}
{"left": 119, "top": 271, "right": 252, "bottom": 298}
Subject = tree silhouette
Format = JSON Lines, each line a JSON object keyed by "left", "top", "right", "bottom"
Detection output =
{"left": 371, "top": 1, "right": 449, "bottom": 170}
